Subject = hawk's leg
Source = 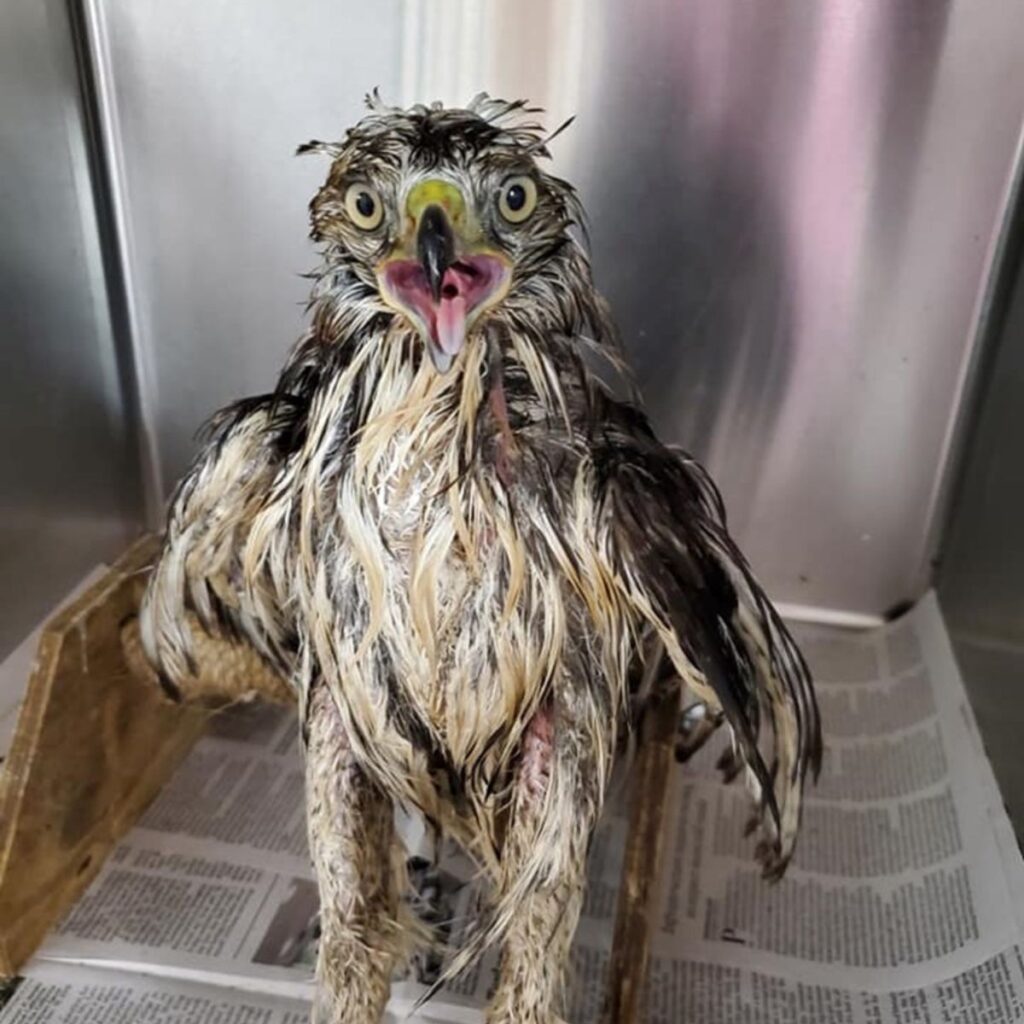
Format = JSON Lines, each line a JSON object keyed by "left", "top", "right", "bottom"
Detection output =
{"left": 486, "top": 708, "right": 593, "bottom": 1024}
{"left": 306, "top": 683, "right": 401, "bottom": 1024}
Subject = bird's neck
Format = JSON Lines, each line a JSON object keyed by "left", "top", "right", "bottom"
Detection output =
{"left": 324, "top": 320, "right": 488, "bottom": 490}
{"left": 340, "top": 323, "right": 579, "bottom": 499}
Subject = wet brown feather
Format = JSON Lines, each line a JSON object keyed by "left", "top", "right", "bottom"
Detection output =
{"left": 139, "top": 94, "right": 821, "bottom": 1020}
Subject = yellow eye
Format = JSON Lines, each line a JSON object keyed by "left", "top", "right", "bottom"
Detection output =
{"left": 344, "top": 183, "right": 384, "bottom": 230}
{"left": 498, "top": 175, "right": 537, "bottom": 223}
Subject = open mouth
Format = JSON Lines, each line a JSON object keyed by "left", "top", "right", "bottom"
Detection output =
{"left": 379, "top": 254, "right": 510, "bottom": 373}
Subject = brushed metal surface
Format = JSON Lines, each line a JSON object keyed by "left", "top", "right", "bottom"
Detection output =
{"left": 93, "top": 0, "right": 406, "bottom": 485}
{"left": 944, "top": 640, "right": 1024, "bottom": 841}
{"left": 939, "top": 199, "right": 1024, "bottom": 648}
{"left": 93, "top": 0, "right": 1024, "bottom": 617}
{"left": 941, "top": 231, "right": 1024, "bottom": 833}
{"left": 0, "top": 0, "right": 140, "bottom": 658}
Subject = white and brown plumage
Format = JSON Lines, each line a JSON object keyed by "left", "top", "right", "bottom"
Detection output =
{"left": 138, "top": 95, "right": 821, "bottom": 1023}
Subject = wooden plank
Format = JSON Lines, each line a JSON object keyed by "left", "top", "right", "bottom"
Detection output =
{"left": 601, "top": 679, "right": 681, "bottom": 1024}
{"left": 0, "top": 537, "right": 207, "bottom": 976}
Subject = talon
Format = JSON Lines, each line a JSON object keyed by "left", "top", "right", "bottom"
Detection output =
{"left": 675, "top": 702, "right": 723, "bottom": 762}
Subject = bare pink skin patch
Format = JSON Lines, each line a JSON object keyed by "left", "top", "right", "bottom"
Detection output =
{"left": 489, "top": 377, "right": 517, "bottom": 488}
{"left": 520, "top": 706, "right": 554, "bottom": 801}
{"left": 380, "top": 255, "right": 510, "bottom": 373}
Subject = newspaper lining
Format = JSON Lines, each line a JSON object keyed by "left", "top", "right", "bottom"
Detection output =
{"left": 1, "top": 592, "right": 1023, "bottom": 1022}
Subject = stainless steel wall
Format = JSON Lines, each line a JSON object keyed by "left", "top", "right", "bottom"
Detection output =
{"left": 938, "top": 202, "right": 1024, "bottom": 834}
{"left": 86, "top": 0, "right": 1024, "bottom": 619}
{"left": 0, "top": 0, "right": 141, "bottom": 657}
{"left": 939, "top": 212, "right": 1024, "bottom": 649}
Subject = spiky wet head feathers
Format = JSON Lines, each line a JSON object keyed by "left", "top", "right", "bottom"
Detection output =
{"left": 301, "top": 93, "right": 577, "bottom": 240}
{"left": 298, "top": 94, "right": 608, "bottom": 376}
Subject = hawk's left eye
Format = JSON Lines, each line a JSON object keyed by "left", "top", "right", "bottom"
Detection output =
{"left": 498, "top": 176, "right": 537, "bottom": 223}
{"left": 344, "top": 183, "right": 384, "bottom": 230}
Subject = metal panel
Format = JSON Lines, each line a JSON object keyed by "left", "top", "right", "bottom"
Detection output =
{"left": 95, "top": 0, "right": 1024, "bottom": 618}
{"left": 0, "top": 0, "right": 140, "bottom": 657}
{"left": 937, "top": 186, "right": 1024, "bottom": 836}
{"left": 91, "top": 0, "right": 407, "bottom": 489}
{"left": 938, "top": 205, "right": 1024, "bottom": 646}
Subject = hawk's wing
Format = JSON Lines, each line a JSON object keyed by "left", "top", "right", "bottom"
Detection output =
{"left": 139, "top": 333, "right": 337, "bottom": 707}
{"left": 595, "top": 401, "right": 822, "bottom": 876}
{"left": 139, "top": 398, "right": 315, "bottom": 707}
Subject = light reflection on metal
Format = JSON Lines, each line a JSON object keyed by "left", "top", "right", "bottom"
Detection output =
{"left": 88, "top": 0, "right": 1024, "bottom": 617}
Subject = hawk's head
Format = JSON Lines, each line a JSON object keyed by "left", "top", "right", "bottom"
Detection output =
{"left": 301, "top": 95, "right": 590, "bottom": 374}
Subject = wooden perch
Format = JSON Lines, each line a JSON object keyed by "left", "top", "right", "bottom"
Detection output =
{"left": 602, "top": 677, "right": 680, "bottom": 1024}
{"left": 0, "top": 536, "right": 207, "bottom": 975}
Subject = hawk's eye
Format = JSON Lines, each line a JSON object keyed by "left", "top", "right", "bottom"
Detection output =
{"left": 344, "top": 183, "right": 384, "bottom": 230}
{"left": 498, "top": 176, "right": 537, "bottom": 224}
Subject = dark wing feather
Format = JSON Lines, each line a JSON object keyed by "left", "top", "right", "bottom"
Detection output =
{"left": 595, "top": 401, "right": 822, "bottom": 874}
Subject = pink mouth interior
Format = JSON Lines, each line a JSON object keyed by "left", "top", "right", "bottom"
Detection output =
{"left": 381, "top": 255, "right": 508, "bottom": 359}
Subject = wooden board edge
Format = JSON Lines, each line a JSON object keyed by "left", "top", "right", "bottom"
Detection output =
{"left": 0, "top": 531, "right": 210, "bottom": 977}
{"left": 0, "top": 712, "right": 203, "bottom": 973}
{"left": 601, "top": 681, "right": 680, "bottom": 1024}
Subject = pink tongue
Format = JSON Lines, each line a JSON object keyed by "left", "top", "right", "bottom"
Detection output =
{"left": 435, "top": 293, "right": 467, "bottom": 355}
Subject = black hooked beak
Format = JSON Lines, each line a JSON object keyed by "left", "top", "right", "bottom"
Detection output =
{"left": 416, "top": 204, "right": 455, "bottom": 301}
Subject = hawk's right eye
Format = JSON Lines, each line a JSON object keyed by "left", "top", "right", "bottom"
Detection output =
{"left": 344, "top": 183, "right": 384, "bottom": 230}
{"left": 498, "top": 175, "right": 537, "bottom": 224}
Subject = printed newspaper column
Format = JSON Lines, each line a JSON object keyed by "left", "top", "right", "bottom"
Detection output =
{"left": 634, "top": 597, "right": 1024, "bottom": 1023}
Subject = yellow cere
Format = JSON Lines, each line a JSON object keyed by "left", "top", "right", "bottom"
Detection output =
{"left": 406, "top": 179, "right": 466, "bottom": 225}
